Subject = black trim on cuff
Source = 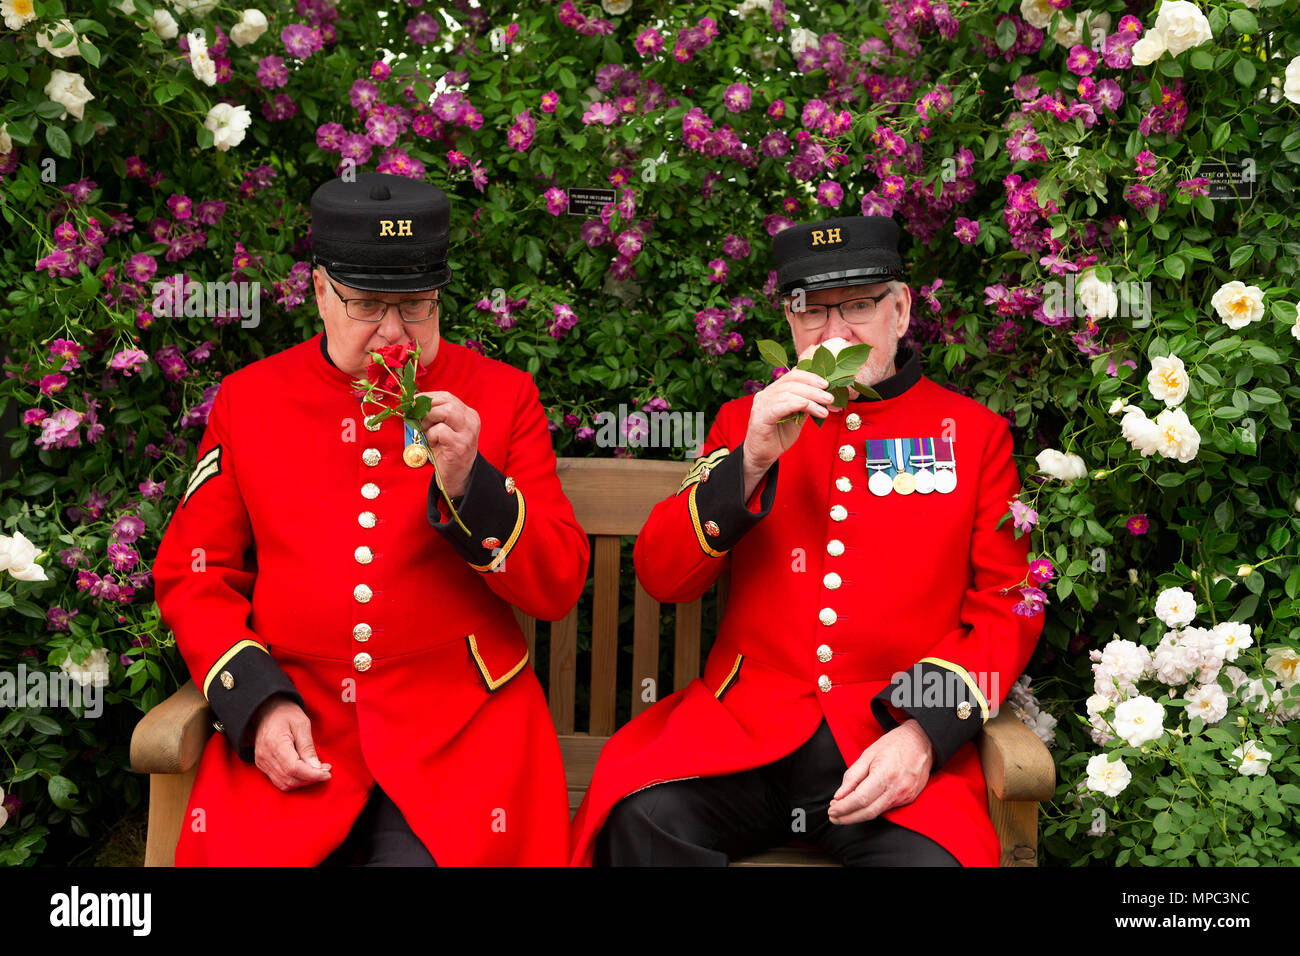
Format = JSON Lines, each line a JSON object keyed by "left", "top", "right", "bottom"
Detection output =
{"left": 691, "top": 447, "right": 778, "bottom": 553}
{"left": 428, "top": 451, "right": 521, "bottom": 570}
{"left": 870, "top": 661, "right": 983, "bottom": 769}
{"left": 206, "top": 646, "right": 305, "bottom": 764}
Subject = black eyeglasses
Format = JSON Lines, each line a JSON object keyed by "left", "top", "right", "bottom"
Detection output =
{"left": 786, "top": 291, "right": 892, "bottom": 330}
{"left": 326, "top": 276, "right": 439, "bottom": 323}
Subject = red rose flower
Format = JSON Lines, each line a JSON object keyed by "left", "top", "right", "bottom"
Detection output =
{"left": 365, "top": 341, "right": 416, "bottom": 393}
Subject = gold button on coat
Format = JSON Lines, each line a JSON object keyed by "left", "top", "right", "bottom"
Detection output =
{"left": 817, "top": 644, "right": 833, "bottom": 663}
{"left": 361, "top": 482, "right": 380, "bottom": 499}
{"left": 354, "top": 546, "right": 373, "bottom": 565}
{"left": 837, "top": 444, "right": 855, "bottom": 462}
{"left": 363, "top": 414, "right": 382, "bottom": 432}
{"left": 818, "top": 675, "right": 832, "bottom": 693}
{"left": 826, "top": 539, "right": 845, "bottom": 557}
{"left": 829, "top": 505, "right": 848, "bottom": 522}
{"left": 219, "top": 670, "right": 234, "bottom": 690}
{"left": 818, "top": 607, "right": 837, "bottom": 626}
{"left": 504, "top": 476, "right": 516, "bottom": 494}
{"left": 835, "top": 476, "right": 852, "bottom": 493}
{"left": 362, "top": 448, "right": 380, "bottom": 467}
{"left": 353, "top": 652, "right": 372, "bottom": 673}
{"left": 358, "top": 511, "right": 376, "bottom": 529}
{"left": 353, "top": 623, "right": 372, "bottom": 642}
{"left": 823, "top": 572, "right": 842, "bottom": 590}
{"left": 845, "top": 413, "right": 862, "bottom": 431}
{"left": 353, "top": 584, "right": 372, "bottom": 603}
{"left": 957, "top": 700, "right": 973, "bottom": 720}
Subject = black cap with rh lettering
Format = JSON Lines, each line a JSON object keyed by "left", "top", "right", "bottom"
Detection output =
{"left": 309, "top": 172, "right": 452, "bottom": 292}
{"left": 771, "top": 215, "right": 905, "bottom": 295}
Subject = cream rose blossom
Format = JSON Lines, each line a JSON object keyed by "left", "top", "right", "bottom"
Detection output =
{"left": 1210, "top": 280, "right": 1266, "bottom": 330}
{"left": 2, "top": 0, "right": 37, "bottom": 30}
{"left": 1035, "top": 448, "right": 1087, "bottom": 481}
{"left": 1113, "top": 695, "right": 1166, "bottom": 747}
{"left": 188, "top": 29, "right": 217, "bottom": 86}
{"left": 59, "top": 647, "right": 111, "bottom": 687}
{"left": 203, "top": 102, "right": 252, "bottom": 151}
{"left": 1152, "top": 0, "right": 1213, "bottom": 56}
{"left": 43, "top": 69, "right": 94, "bottom": 122}
{"left": 1155, "top": 586, "right": 1196, "bottom": 627}
{"left": 1285, "top": 57, "right": 1300, "bottom": 106}
{"left": 1085, "top": 753, "right": 1132, "bottom": 796}
{"left": 1232, "top": 740, "right": 1271, "bottom": 776}
{"left": 1264, "top": 647, "right": 1299, "bottom": 688}
{"left": 1019, "top": 0, "right": 1055, "bottom": 29}
{"left": 35, "top": 19, "right": 82, "bottom": 58}
{"left": 1152, "top": 407, "right": 1200, "bottom": 462}
{"left": 230, "top": 8, "right": 268, "bottom": 47}
{"left": 149, "top": 8, "right": 179, "bottom": 38}
{"left": 1076, "top": 268, "right": 1118, "bottom": 320}
{"left": 1185, "top": 682, "right": 1228, "bottom": 724}
{"left": 1146, "top": 354, "right": 1189, "bottom": 407}
{"left": 0, "top": 531, "right": 48, "bottom": 582}
{"left": 1130, "top": 30, "right": 1166, "bottom": 67}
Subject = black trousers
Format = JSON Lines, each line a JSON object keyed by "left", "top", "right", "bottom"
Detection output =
{"left": 319, "top": 786, "right": 437, "bottom": 867}
{"left": 594, "top": 720, "right": 960, "bottom": 866}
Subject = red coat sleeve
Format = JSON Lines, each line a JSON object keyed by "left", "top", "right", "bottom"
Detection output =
{"left": 429, "top": 373, "right": 589, "bottom": 622}
{"left": 152, "top": 380, "right": 305, "bottom": 762}
{"left": 633, "top": 402, "right": 777, "bottom": 603}
{"left": 871, "top": 418, "right": 1043, "bottom": 768}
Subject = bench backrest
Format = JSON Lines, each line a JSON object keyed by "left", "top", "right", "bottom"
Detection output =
{"left": 513, "top": 457, "right": 727, "bottom": 736}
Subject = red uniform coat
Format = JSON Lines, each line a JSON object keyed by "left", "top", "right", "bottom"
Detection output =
{"left": 153, "top": 333, "right": 588, "bottom": 865}
{"left": 570, "top": 348, "right": 1042, "bottom": 866}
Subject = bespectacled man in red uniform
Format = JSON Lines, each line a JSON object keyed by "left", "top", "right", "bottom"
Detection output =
{"left": 153, "top": 173, "right": 588, "bottom": 865}
{"left": 570, "top": 216, "right": 1043, "bottom": 866}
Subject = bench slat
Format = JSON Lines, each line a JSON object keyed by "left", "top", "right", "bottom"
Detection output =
{"left": 673, "top": 598, "right": 702, "bottom": 691}
{"left": 548, "top": 608, "right": 577, "bottom": 734}
{"left": 555, "top": 459, "right": 688, "bottom": 535}
{"left": 630, "top": 581, "right": 660, "bottom": 719}
{"left": 589, "top": 536, "right": 620, "bottom": 736}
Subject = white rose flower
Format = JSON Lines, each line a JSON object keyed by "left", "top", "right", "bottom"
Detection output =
{"left": 1231, "top": 740, "right": 1271, "bottom": 776}
{"left": 1146, "top": 354, "right": 1189, "bottom": 407}
{"left": 43, "top": 69, "right": 94, "bottom": 121}
{"left": 1239, "top": 0, "right": 1259, "bottom": 8}
{"left": 737, "top": 0, "right": 773, "bottom": 18}
{"left": 1019, "top": 0, "right": 1055, "bottom": 29}
{"left": 1130, "top": 30, "right": 1167, "bottom": 67}
{"left": 601, "top": 0, "right": 632, "bottom": 14}
{"left": 1264, "top": 646, "right": 1299, "bottom": 688}
{"left": 1180, "top": 625, "right": 1223, "bottom": 684}
{"left": 1210, "top": 280, "right": 1266, "bottom": 330}
{"left": 0, "top": 532, "right": 47, "bottom": 581}
{"left": 1092, "top": 638, "right": 1151, "bottom": 699}
{"left": 229, "top": 9, "right": 268, "bottom": 47}
{"left": 59, "top": 647, "right": 111, "bottom": 688}
{"left": 203, "top": 102, "right": 251, "bottom": 151}
{"left": 2, "top": 0, "right": 38, "bottom": 30}
{"left": 0, "top": 122, "right": 11, "bottom": 156}
{"left": 1285, "top": 57, "right": 1300, "bottom": 106}
{"left": 172, "top": 0, "right": 219, "bottom": 14}
{"left": 1185, "top": 682, "right": 1228, "bottom": 724}
{"left": 1222, "top": 665, "right": 1248, "bottom": 692}
{"left": 1053, "top": 11, "right": 1109, "bottom": 49}
{"left": 814, "top": 336, "right": 852, "bottom": 357}
{"left": 1152, "top": 632, "right": 1196, "bottom": 686}
{"left": 1154, "top": 586, "right": 1196, "bottom": 627}
{"left": 188, "top": 29, "right": 216, "bottom": 86}
{"left": 1153, "top": 407, "right": 1200, "bottom": 462}
{"left": 1210, "top": 622, "right": 1252, "bottom": 662}
{"left": 1153, "top": 0, "right": 1213, "bottom": 56}
{"left": 1291, "top": 307, "right": 1300, "bottom": 341}
{"left": 1128, "top": 568, "right": 1139, "bottom": 584}
{"left": 1107, "top": 398, "right": 1124, "bottom": 416}
{"left": 148, "top": 8, "right": 179, "bottom": 38}
{"left": 1076, "top": 268, "right": 1118, "bottom": 320}
{"left": 1086, "top": 753, "right": 1132, "bottom": 797}
{"left": 1035, "top": 448, "right": 1088, "bottom": 482}
{"left": 1113, "top": 695, "right": 1166, "bottom": 746}
{"left": 36, "top": 19, "right": 83, "bottom": 58}
{"left": 1120, "top": 405, "right": 1161, "bottom": 457}
{"left": 790, "top": 27, "right": 818, "bottom": 56}
{"left": 1240, "top": 677, "right": 1270, "bottom": 712}
{"left": 0, "top": 804, "right": 6, "bottom": 830}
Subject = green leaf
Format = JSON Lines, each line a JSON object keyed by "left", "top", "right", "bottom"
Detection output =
{"left": 48, "top": 775, "right": 78, "bottom": 809}
{"left": 410, "top": 395, "right": 432, "bottom": 420}
{"left": 833, "top": 344, "right": 872, "bottom": 375}
{"left": 995, "top": 18, "right": 1017, "bottom": 51}
{"left": 27, "top": 715, "right": 61, "bottom": 735}
{"left": 1234, "top": 57, "right": 1256, "bottom": 87}
{"left": 1229, "top": 8, "right": 1259, "bottom": 34}
{"left": 1211, "top": 122, "right": 1232, "bottom": 150}
{"left": 1164, "top": 255, "right": 1185, "bottom": 281}
{"left": 44, "top": 124, "right": 71, "bottom": 159}
{"left": 1229, "top": 244, "right": 1254, "bottom": 270}
{"left": 756, "top": 339, "right": 790, "bottom": 369}
{"left": 77, "top": 41, "right": 100, "bottom": 68}
{"left": 810, "top": 346, "right": 835, "bottom": 379}
{"left": 1189, "top": 49, "right": 1215, "bottom": 71}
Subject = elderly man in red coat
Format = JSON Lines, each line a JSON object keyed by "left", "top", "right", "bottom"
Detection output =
{"left": 570, "top": 216, "right": 1043, "bottom": 866}
{"left": 153, "top": 173, "right": 587, "bottom": 865}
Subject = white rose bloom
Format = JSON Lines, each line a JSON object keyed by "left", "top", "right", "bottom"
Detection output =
{"left": 1152, "top": 631, "right": 1197, "bottom": 685}
{"left": 1130, "top": 30, "right": 1167, "bottom": 67}
{"left": 0, "top": 804, "right": 6, "bottom": 830}
{"left": 1153, "top": 407, "right": 1200, "bottom": 462}
{"left": 0, "top": 122, "right": 11, "bottom": 157}
{"left": 1222, "top": 665, "right": 1248, "bottom": 692}
{"left": 1154, "top": 586, "right": 1196, "bottom": 627}
{"left": 1210, "top": 621, "right": 1252, "bottom": 662}
{"left": 1210, "top": 280, "right": 1266, "bottom": 330}
{"left": 36, "top": 19, "right": 83, "bottom": 58}
{"left": 1085, "top": 753, "right": 1132, "bottom": 797}
{"left": 1291, "top": 308, "right": 1300, "bottom": 342}
{"left": 1076, "top": 268, "right": 1118, "bottom": 320}
{"left": 229, "top": 9, "right": 268, "bottom": 47}
{"left": 812, "top": 336, "right": 852, "bottom": 358}
{"left": 1054, "top": 12, "right": 1108, "bottom": 48}
{"left": 1113, "top": 695, "right": 1166, "bottom": 747}
{"left": 187, "top": 29, "right": 216, "bottom": 86}
{"left": 172, "top": 0, "right": 219, "bottom": 14}
{"left": 1086, "top": 693, "right": 1112, "bottom": 719}
{"left": 1146, "top": 354, "right": 1189, "bottom": 407}
{"left": 43, "top": 69, "right": 94, "bottom": 121}
{"left": 1108, "top": 398, "right": 1124, "bottom": 415}
{"left": 1019, "top": 0, "right": 1054, "bottom": 29}
{"left": 1153, "top": 0, "right": 1213, "bottom": 56}
{"left": 3, "top": 0, "right": 38, "bottom": 30}
{"left": 148, "top": 9, "right": 179, "bottom": 38}
{"left": 601, "top": 0, "right": 632, "bottom": 14}
{"left": 1264, "top": 646, "right": 1299, "bottom": 688}
{"left": 59, "top": 647, "right": 111, "bottom": 688}
{"left": 1120, "top": 405, "right": 1161, "bottom": 457}
{"left": 0, "top": 531, "right": 47, "bottom": 581}
{"left": 1035, "top": 448, "right": 1088, "bottom": 481}
{"left": 1185, "top": 682, "right": 1228, "bottom": 724}
{"left": 737, "top": 0, "right": 773, "bottom": 18}
{"left": 1239, "top": 0, "right": 1259, "bottom": 7}
{"left": 1285, "top": 57, "right": 1300, "bottom": 106}
{"left": 1240, "top": 677, "right": 1270, "bottom": 712}
{"left": 790, "top": 27, "right": 818, "bottom": 56}
{"left": 1128, "top": 568, "right": 1139, "bottom": 584}
{"left": 1181, "top": 625, "right": 1223, "bottom": 683}
{"left": 1092, "top": 638, "right": 1151, "bottom": 699}
{"left": 1231, "top": 740, "right": 1271, "bottom": 776}
{"left": 204, "top": 102, "right": 251, "bottom": 151}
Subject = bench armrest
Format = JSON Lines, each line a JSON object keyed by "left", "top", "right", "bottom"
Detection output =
{"left": 130, "top": 680, "right": 214, "bottom": 775}
{"left": 976, "top": 708, "right": 1055, "bottom": 802}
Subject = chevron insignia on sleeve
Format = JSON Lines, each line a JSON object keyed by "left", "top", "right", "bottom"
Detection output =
{"left": 678, "top": 446, "right": 729, "bottom": 495}
{"left": 181, "top": 445, "right": 222, "bottom": 508}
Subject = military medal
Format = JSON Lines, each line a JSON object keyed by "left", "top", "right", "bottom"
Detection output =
{"left": 934, "top": 436, "right": 957, "bottom": 494}
{"left": 865, "top": 439, "right": 893, "bottom": 496}
{"left": 890, "top": 438, "right": 915, "bottom": 495}
{"left": 912, "top": 437, "right": 936, "bottom": 494}
{"left": 403, "top": 420, "right": 430, "bottom": 468}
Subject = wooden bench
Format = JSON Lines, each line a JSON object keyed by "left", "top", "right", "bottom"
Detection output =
{"left": 130, "top": 457, "right": 1055, "bottom": 866}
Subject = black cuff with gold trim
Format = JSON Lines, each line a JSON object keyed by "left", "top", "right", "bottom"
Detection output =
{"left": 687, "top": 447, "right": 778, "bottom": 556}
{"left": 203, "top": 643, "right": 304, "bottom": 764}
{"left": 870, "top": 660, "right": 989, "bottom": 769}
{"left": 428, "top": 451, "right": 524, "bottom": 572}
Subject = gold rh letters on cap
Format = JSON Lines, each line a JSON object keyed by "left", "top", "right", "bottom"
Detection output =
{"left": 811, "top": 230, "right": 825, "bottom": 245}
{"left": 378, "top": 219, "right": 413, "bottom": 237}
{"left": 810, "top": 228, "right": 843, "bottom": 247}
{"left": 397, "top": 219, "right": 412, "bottom": 236}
